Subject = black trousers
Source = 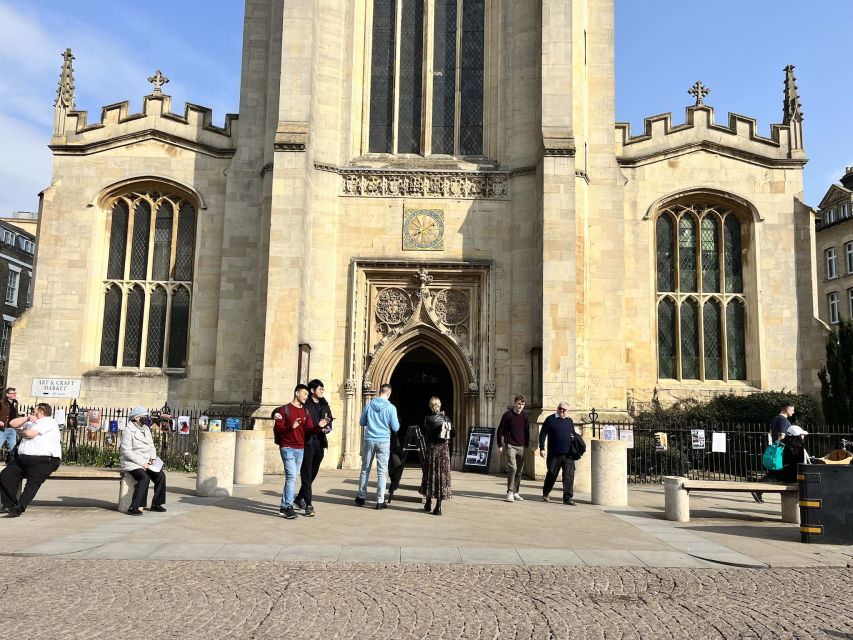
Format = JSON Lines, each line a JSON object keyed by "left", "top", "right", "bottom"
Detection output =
{"left": 543, "top": 454, "right": 575, "bottom": 500}
{"left": 0, "top": 454, "right": 60, "bottom": 512}
{"left": 296, "top": 440, "right": 324, "bottom": 505}
{"left": 127, "top": 468, "right": 167, "bottom": 511}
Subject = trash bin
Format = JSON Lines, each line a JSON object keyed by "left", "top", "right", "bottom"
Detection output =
{"left": 798, "top": 463, "right": 853, "bottom": 544}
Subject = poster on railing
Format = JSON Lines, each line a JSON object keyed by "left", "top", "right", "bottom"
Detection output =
{"left": 116, "top": 417, "right": 127, "bottom": 431}
{"left": 691, "top": 429, "right": 706, "bottom": 449}
{"left": 225, "top": 417, "right": 240, "bottom": 432}
{"left": 711, "top": 432, "right": 726, "bottom": 453}
{"left": 177, "top": 416, "right": 191, "bottom": 434}
{"left": 619, "top": 429, "right": 634, "bottom": 448}
{"left": 602, "top": 425, "right": 617, "bottom": 441}
{"left": 54, "top": 408, "right": 66, "bottom": 427}
{"left": 209, "top": 419, "right": 222, "bottom": 433}
{"left": 109, "top": 420, "right": 118, "bottom": 433}
{"left": 654, "top": 432, "right": 668, "bottom": 452}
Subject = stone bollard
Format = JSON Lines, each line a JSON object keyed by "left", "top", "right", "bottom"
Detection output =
{"left": 196, "top": 431, "right": 236, "bottom": 497}
{"left": 591, "top": 440, "right": 628, "bottom": 506}
{"left": 573, "top": 425, "right": 595, "bottom": 494}
{"left": 234, "top": 430, "right": 266, "bottom": 485}
{"left": 118, "top": 472, "right": 135, "bottom": 512}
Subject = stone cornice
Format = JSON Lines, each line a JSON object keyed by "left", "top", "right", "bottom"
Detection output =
{"left": 50, "top": 128, "right": 236, "bottom": 159}
{"left": 617, "top": 139, "right": 807, "bottom": 170}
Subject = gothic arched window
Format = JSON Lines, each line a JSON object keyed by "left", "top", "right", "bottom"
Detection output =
{"left": 655, "top": 201, "right": 747, "bottom": 381}
{"left": 367, "top": 0, "right": 486, "bottom": 157}
{"left": 99, "top": 190, "right": 196, "bottom": 370}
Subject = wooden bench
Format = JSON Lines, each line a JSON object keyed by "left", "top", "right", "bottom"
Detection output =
{"left": 10, "top": 466, "right": 135, "bottom": 512}
{"left": 663, "top": 476, "right": 799, "bottom": 524}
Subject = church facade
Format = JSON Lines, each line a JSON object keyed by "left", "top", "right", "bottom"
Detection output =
{"left": 10, "top": 0, "right": 825, "bottom": 470}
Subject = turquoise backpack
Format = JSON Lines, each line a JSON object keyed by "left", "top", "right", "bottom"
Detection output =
{"left": 762, "top": 441, "right": 785, "bottom": 471}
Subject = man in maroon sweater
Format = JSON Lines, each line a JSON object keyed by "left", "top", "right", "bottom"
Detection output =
{"left": 497, "top": 395, "right": 530, "bottom": 502}
{"left": 273, "top": 384, "right": 324, "bottom": 519}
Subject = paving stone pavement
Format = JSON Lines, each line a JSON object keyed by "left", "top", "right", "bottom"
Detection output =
{"left": 1, "top": 557, "right": 851, "bottom": 640}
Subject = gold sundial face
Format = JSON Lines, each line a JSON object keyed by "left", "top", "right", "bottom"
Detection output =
{"left": 403, "top": 208, "right": 444, "bottom": 250}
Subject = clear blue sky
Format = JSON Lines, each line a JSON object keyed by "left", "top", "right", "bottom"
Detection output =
{"left": 1, "top": 0, "right": 851, "bottom": 214}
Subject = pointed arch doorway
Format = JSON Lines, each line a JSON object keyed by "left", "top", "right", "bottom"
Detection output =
{"left": 389, "top": 346, "right": 454, "bottom": 433}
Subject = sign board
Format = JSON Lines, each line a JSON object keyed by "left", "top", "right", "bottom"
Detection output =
{"left": 31, "top": 377, "right": 81, "bottom": 398}
{"left": 463, "top": 427, "right": 496, "bottom": 473}
{"left": 225, "top": 417, "right": 241, "bottom": 432}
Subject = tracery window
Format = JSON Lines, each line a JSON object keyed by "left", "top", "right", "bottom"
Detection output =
{"left": 656, "top": 202, "right": 747, "bottom": 381}
{"left": 368, "top": 0, "right": 485, "bottom": 156}
{"left": 100, "top": 190, "right": 195, "bottom": 370}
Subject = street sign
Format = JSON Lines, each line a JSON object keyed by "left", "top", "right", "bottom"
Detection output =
{"left": 31, "top": 377, "right": 82, "bottom": 398}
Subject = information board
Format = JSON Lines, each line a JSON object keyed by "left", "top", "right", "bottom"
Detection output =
{"left": 31, "top": 377, "right": 81, "bottom": 398}
{"left": 462, "top": 427, "right": 496, "bottom": 473}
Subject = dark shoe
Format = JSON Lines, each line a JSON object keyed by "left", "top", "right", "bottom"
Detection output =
{"left": 354, "top": 496, "right": 365, "bottom": 507}
{"left": 282, "top": 506, "right": 298, "bottom": 519}
{"left": 7, "top": 507, "right": 21, "bottom": 518}
{"left": 563, "top": 499, "right": 577, "bottom": 506}
{"left": 375, "top": 501, "right": 388, "bottom": 510}
{"left": 127, "top": 508, "right": 143, "bottom": 516}
{"left": 294, "top": 496, "right": 307, "bottom": 511}
{"left": 386, "top": 492, "right": 393, "bottom": 506}
{"left": 750, "top": 491, "right": 764, "bottom": 504}
{"left": 149, "top": 505, "right": 167, "bottom": 512}
{"left": 432, "top": 501, "right": 442, "bottom": 516}
{"left": 304, "top": 505, "right": 315, "bottom": 517}
{"left": 0, "top": 505, "right": 9, "bottom": 514}
{"left": 424, "top": 499, "right": 432, "bottom": 512}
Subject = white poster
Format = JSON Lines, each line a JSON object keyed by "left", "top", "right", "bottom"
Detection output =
{"left": 602, "top": 425, "right": 618, "bottom": 441}
{"left": 116, "top": 416, "right": 127, "bottom": 431}
{"left": 54, "top": 408, "right": 67, "bottom": 426}
{"left": 711, "top": 432, "right": 727, "bottom": 453}
{"left": 619, "top": 429, "right": 634, "bottom": 449}
{"left": 691, "top": 429, "right": 706, "bottom": 449}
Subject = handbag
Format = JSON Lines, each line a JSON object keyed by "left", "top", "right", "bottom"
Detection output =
{"left": 438, "top": 419, "right": 452, "bottom": 441}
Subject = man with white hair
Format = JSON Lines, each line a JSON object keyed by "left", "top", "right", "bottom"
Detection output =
{"left": 538, "top": 401, "right": 584, "bottom": 506}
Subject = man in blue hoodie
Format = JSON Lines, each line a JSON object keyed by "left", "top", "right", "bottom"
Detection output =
{"left": 356, "top": 383, "right": 400, "bottom": 509}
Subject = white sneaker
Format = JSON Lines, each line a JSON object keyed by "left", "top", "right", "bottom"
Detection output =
{"left": 513, "top": 493, "right": 524, "bottom": 502}
{"left": 505, "top": 491, "right": 514, "bottom": 502}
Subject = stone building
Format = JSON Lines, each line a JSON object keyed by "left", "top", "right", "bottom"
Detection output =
{"left": 815, "top": 168, "right": 853, "bottom": 325}
{"left": 9, "top": 0, "right": 825, "bottom": 471}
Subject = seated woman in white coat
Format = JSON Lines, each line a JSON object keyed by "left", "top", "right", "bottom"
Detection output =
{"left": 120, "top": 406, "right": 167, "bottom": 516}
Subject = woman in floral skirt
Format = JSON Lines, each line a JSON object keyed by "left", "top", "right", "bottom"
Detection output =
{"left": 420, "top": 396, "right": 452, "bottom": 515}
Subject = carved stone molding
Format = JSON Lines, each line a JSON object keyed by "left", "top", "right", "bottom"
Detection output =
{"left": 484, "top": 380, "right": 496, "bottom": 398}
{"left": 316, "top": 165, "right": 510, "bottom": 200}
{"left": 275, "top": 121, "right": 309, "bottom": 152}
{"left": 433, "top": 289, "right": 469, "bottom": 326}
{"left": 344, "top": 378, "right": 356, "bottom": 396}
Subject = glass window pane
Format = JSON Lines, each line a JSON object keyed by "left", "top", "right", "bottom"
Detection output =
{"left": 726, "top": 299, "right": 746, "bottom": 380}
{"left": 459, "top": 0, "right": 485, "bottom": 155}
{"left": 146, "top": 287, "right": 168, "bottom": 367}
{"left": 107, "top": 201, "right": 128, "bottom": 280}
{"left": 724, "top": 215, "right": 743, "bottom": 293}
{"left": 129, "top": 201, "right": 151, "bottom": 280}
{"left": 99, "top": 286, "right": 122, "bottom": 366}
{"left": 174, "top": 203, "right": 196, "bottom": 281}
{"left": 122, "top": 286, "right": 145, "bottom": 367}
{"left": 396, "top": 0, "right": 424, "bottom": 154}
{"left": 657, "top": 298, "right": 676, "bottom": 378}
{"left": 678, "top": 216, "right": 697, "bottom": 292}
{"left": 152, "top": 202, "right": 173, "bottom": 281}
{"left": 431, "top": 0, "right": 457, "bottom": 154}
{"left": 701, "top": 217, "right": 720, "bottom": 293}
{"left": 680, "top": 299, "right": 699, "bottom": 379}
{"left": 656, "top": 215, "right": 674, "bottom": 291}
{"left": 369, "top": 0, "right": 396, "bottom": 153}
{"left": 167, "top": 287, "right": 190, "bottom": 369}
{"left": 703, "top": 299, "right": 722, "bottom": 380}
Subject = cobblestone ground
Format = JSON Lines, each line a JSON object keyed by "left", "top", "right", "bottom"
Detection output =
{"left": 2, "top": 558, "right": 851, "bottom": 639}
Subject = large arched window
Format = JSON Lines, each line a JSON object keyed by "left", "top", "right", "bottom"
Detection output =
{"left": 655, "top": 201, "right": 747, "bottom": 381}
{"left": 367, "top": 0, "right": 485, "bottom": 157}
{"left": 99, "top": 190, "right": 196, "bottom": 370}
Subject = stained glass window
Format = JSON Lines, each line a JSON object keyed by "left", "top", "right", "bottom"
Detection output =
{"left": 679, "top": 216, "right": 697, "bottom": 292}
{"left": 396, "top": 0, "right": 423, "bottom": 154}
{"left": 726, "top": 299, "right": 746, "bottom": 379}
{"left": 168, "top": 287, "right": 190, "bottom": 369}
{"left": 459, "top": 0, "right": 485, "bottom": 155}
{"left": 431, "top": 0, "right": 457, "bottom": 154}
{"left": 99, "top": 286, "right": 122, "bottom": 366}
{"left": 724, "top": 215, "right": 743, "bottom": 293}
{"left": 701, "top": 217, "right": 719, "bottom": 293}
{"left": 680, "top": 299, "right": 699, "bottom": 379}
{"left": 122, "top": 285, "right": 144, "bottom": 367}
{"left": 658, "top": 298, "right": 676, "bottom": 378}
{"left": 102, "top": 190, "right": 195, "bottom": 371}
{"left": 703, "top": 299, "right": 722, "bottom": 380}
{"left": 107, "top": 201, "right": 128, "bottom": 280}
{"left": 369, "top": 0, "right": 396, "bottom": 153}
{"left": 656, "top": 214, "right": 674, "bottom": 292}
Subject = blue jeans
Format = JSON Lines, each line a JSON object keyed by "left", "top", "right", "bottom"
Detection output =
{"left": 357, "top": 439, "right": 390, "bottom": 503}
{"left": 0, "top": 428, "right": 16, "bottom": 453}
{"left": 279, "top": 447, "right": 304, "bottom": 509}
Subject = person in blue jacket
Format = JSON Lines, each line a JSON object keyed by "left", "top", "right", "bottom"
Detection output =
{"left": 355, "top": 383, "right": 400, "bottom": 510}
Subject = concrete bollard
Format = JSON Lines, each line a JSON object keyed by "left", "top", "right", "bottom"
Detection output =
{"left": 664, "top": 476, "right": 689, "bottom": 522}
{"left": 781, "top": 491, "right": 800, "bottom": 524}
{"left": 573, "top": 425, "right": 595, "bottom": 494}
{"left": 196, "top": 431, "right": 236, "bottom": 497}
{"left": 234, "top": 430, "right": 267, "bottom": 485}
{"left": 591, "top": 440, "right": 628, "bottom": 506}
{"left": 118, "top": 472, "right": 135, "bottom": 512}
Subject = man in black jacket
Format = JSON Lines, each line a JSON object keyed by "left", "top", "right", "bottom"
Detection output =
{"left": 497, "top": 395, "right": 529, "bottom": 502}
{"left": 538, "top": 402, "right": 584, "bottom": 505}
{"left": 295, "top": 379, "right": 333, "bottom": 516}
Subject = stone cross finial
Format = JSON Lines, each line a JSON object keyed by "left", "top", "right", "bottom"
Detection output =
{"left": 688, "top": 81, "right": 710, "bottom": 106}
{"left": 783, "top": 64, "right": 803, "bottom": 124}
{"left": 54, "top": 48, "right": 76, "bottom": 109}
{"left": 147, "top": 69, "right": 170, "bottom": 95}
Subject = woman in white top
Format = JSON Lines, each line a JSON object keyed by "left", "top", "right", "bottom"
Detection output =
{"left": 120, "top": 406, "right": 167, "bottom": 516}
